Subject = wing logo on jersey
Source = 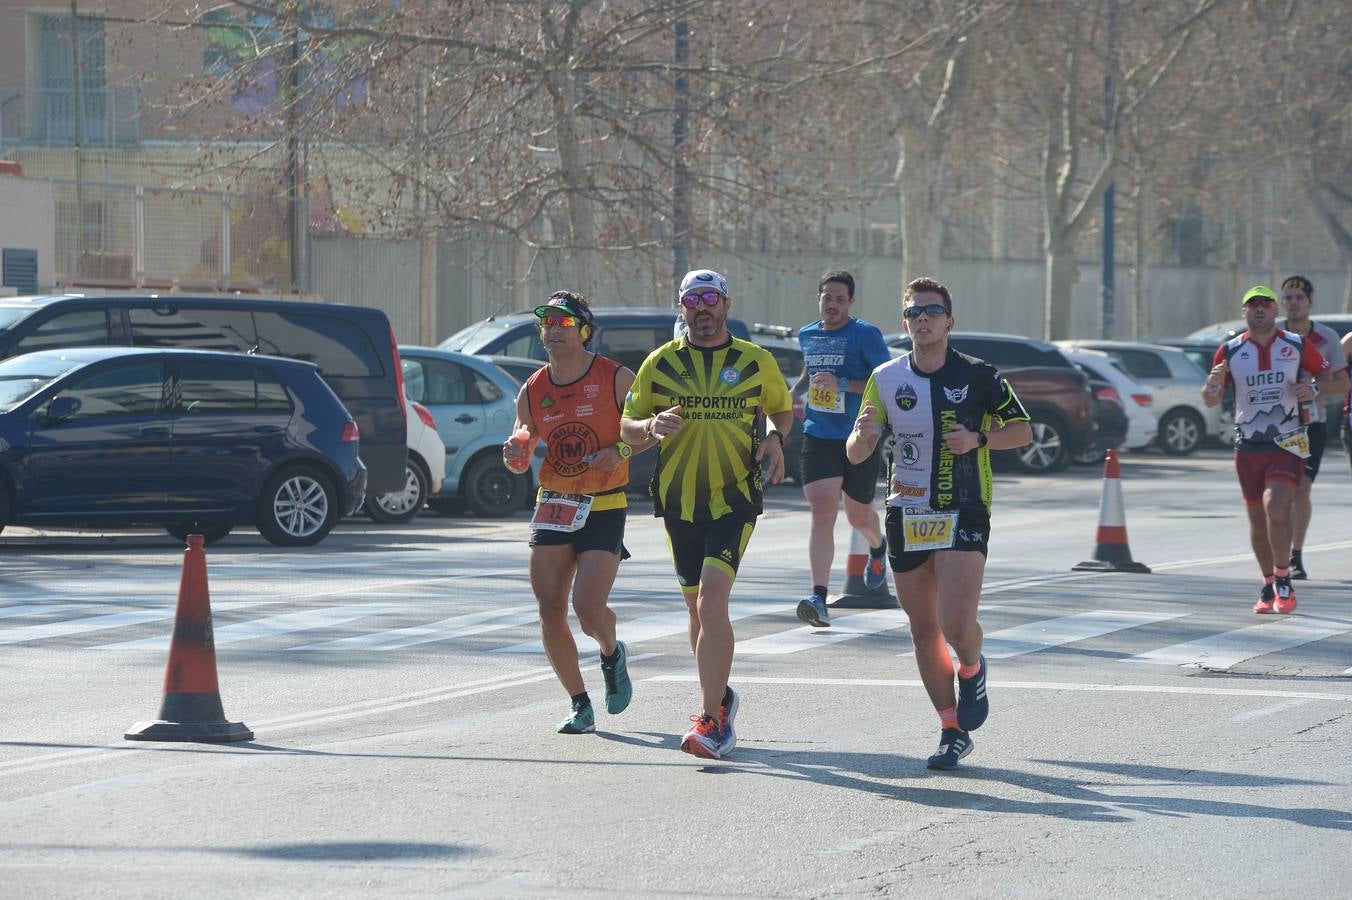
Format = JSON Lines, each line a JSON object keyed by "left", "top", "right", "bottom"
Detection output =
{"left": 720, "top": 367, "right": 741, "bottom": 385}
{"left": 895, "top": 383, "right": 918, "bottom": 411}
{"left": 944, "top": 385, "right": 969, "bottom": 403}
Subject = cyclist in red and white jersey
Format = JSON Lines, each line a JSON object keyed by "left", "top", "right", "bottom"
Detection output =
{"left": 1202, "top": 285, "right": 1345, "bottom": 615}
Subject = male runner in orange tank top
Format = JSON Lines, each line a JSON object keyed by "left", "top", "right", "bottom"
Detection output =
{"left": 502, "top": 292, "right": 655, "bottom": 734}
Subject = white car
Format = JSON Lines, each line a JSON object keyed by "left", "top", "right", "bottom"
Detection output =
{"left": 1061, "top": 347, "right": 1157, "bottom": 451}
{"left": 364, "top": 399, "right": 446, "bottom": 524}
{"left": 1057, "top": 340, "right": 1231, "bottom": 455}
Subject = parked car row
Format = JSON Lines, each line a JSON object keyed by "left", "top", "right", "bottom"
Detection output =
{"left": 2, "top": 294, "right": 1298, "bottom": 546}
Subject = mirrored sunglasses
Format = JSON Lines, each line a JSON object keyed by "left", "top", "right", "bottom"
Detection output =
{"left": 539, "top": 314, "right": 579, "bottom": 328}
{"left": 680, "top": 290, "right": 724, "bottom": 308}
{"left": 904, "top": 303, "right": 949, "bottom": 319}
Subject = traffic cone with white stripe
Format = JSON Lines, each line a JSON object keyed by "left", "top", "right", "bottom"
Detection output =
{"left": 125, "top": 535, "right": 254, "bottom": 743}
{"left": 1073, "top": 449, "right": 1151, "bottom": 574}
{"left": 830, "top": 498, "right": 897, "bottom": 609}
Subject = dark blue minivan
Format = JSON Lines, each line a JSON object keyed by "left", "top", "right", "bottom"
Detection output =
{"left": 0, "top": 347, "right": 366, "bottom": 546}
{"left": 0, "top": 294, "right": 406, "bottom": 494}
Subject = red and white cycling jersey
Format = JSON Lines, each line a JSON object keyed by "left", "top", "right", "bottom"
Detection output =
{"left": 1214, "top": 329, "right": 1330, "bottom": 446}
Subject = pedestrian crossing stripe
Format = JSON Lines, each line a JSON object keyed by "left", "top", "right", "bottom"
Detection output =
{"left": 293, "top": 606, "right": 541, "bottom": 652}
{"left": 1125, "top": 613, "right": 1352, "bottom": 669}
{"left": 93, "top": 604, "right": 404, "bottom": 651}
{"left": 0, "top": 602, "right": 1348, "bottom": 673}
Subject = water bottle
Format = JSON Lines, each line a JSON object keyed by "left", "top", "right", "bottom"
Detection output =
{"left": 504, "top": 425, "right": 534, "bottom": 474}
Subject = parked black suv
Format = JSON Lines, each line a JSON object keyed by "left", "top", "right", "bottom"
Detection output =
{"left": 0, "top": 294, "right": 407, "bottom": 493}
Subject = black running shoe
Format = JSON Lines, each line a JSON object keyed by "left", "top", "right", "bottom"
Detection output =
{"left": 956, "top": 655, "right": 989, "bottom": 732}
{"left": 1289, "top": 561, "right": 1308, "bottom": 580}
{"left": 926, "top": 728, "right": 973, "bottom": 770}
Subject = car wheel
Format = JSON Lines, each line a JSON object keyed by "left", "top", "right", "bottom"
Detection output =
{"left": 365, "top": 457, "right": 430, "bottom": 524}
{"left": 1157, "top": 408, "right": 1204, "bottom": 456}
{"left": 1072, "top": 445, "right": 1105, "bottom": 466}
{"left": 256, "top": 466, "right": 339, "bottom": 546}
{"left": 461, "top": 453, "right": 530, "bottom": 518}
{"left": 164, "top": 522, "right": 233, "bottom": 546}
{"left": 1012, "top": 414, "right": 1072, "bottom": 474}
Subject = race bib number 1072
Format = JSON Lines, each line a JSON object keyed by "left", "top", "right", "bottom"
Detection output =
{"left": 901, "top": 507, "right": 959, "bottom": 551}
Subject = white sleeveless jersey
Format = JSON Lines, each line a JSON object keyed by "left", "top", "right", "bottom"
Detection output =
{"left": 1216, "top": 330, "right": 1329, "bottom": 445}
{"left": 1276, "top": 319, "right": 1349, "bottom": 424}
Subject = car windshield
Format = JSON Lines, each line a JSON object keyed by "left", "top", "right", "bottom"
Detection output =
{"left": 0, "top": 353, "right": 85, "bottom": 411}
{"left": 0, "top": 307, "right": 32, "bottom": 333}
{"left": 440, "top": 319, "right": 512, "bottom": 353}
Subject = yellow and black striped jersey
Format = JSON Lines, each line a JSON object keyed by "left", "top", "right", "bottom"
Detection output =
{"left": 624, "top": 336, "right": 793, "bottom": 522}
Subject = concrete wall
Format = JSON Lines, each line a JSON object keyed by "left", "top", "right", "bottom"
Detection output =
{"left": 0, "top": 174, "right": 55, "bottom": 289}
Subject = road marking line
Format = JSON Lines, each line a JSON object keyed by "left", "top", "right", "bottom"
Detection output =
{"left": 739, "top": 609, "right": 909, "bottom": 655}
{"left": 645, "top": 674, "right": 1352, "bottom": 701}
{"left": 291, "top": 607, "right": 542, "bottom": 652}
{"left": 0, "top": 601, "right": 273, "bottom": 646}
{"left": 898, "top": 610, "right": 1189, "bottom": 660}
{"left": 1230, "top": 698, "right": 1314, "bottom": 723}
{"left": 92, "top": 604, "right": 406, "bottom": 651}
{"left": 1124, "top": 614, "right": 1352, "bottom": 670}
{"left": 0, "top": 604, "right": 80, "bottom": 620}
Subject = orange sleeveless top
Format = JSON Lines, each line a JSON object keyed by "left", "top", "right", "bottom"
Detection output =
{"left": 525, "top": 354, "right": 628, "bottom": 497}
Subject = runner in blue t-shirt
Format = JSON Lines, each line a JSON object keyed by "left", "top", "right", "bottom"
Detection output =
{"left": 789, "top": 270, "right": 893, "bottom": 627}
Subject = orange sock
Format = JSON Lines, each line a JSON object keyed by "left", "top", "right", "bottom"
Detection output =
{"left": 939, "top": 706, "right": 958, "bottom": 729}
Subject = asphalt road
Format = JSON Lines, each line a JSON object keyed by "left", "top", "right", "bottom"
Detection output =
{"left": 2, "top": 446, "right": 1350, "bottom": 898}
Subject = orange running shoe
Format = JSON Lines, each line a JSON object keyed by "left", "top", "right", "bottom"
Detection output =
{"left": 1253, "top": 583, "right": 1276, "bottom": 615}
{"left": 1274, "top": 576, "right": 1297, "bottom": 614}
{"left": 680, "top": 714, "right": 722, "bottom": 759}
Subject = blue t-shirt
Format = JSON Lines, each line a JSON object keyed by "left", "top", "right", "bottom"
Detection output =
{"left": 797, "top": 316, "right": 892, "bottom": 439}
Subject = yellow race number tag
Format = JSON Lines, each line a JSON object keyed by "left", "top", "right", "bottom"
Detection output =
{"left": 808, "top": 382, "right": 845, "bottom": 414}
{"left": 1275, "top": 427, "right": 1310, "bottom": 459}
{"left": 901, "top": 507, "right": 959, "bottom": 551}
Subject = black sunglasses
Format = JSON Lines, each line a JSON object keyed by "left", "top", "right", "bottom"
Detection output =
{"left": 904, "top": 303, "right": 949, "bottom": 319}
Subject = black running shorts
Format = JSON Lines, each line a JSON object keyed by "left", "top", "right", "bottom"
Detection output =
{"left": 885, "top": 505, "right": 990, "bottom": 573}
{"left": 799, "top": 433, "right": 881, "bottom": 504}
{"left": 529, "top": 507, "right": 630, "bottom": 558}
{"left": 663, "top": 511, "right": 757, "bottom": 587}
{"left": 1304, "top": 422, "right": 1326, "bottom": 481}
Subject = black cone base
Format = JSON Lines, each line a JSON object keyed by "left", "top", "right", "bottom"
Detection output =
{"left": 1072, "top": 559, "right": 1152, "bottom": 574}
{"left": 125, "top": 719, "right": 254, "bottom": 743}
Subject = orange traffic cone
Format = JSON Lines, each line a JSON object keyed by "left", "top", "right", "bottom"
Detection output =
{"left": 125, "top": 535, "right": 253, "bottom": 743}
{"left": 1073, "top": 450, "right": 1151, "bottom": 574}
{"left": 829, "top": 498, "right": 897, "bottom": 609}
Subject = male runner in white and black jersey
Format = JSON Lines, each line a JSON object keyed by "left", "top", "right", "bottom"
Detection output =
{"left": 1276, "top": 275, "right": 1349, "bottom": 579}
{"left": 1203, "top": 285, "right": 1344, "bottom": 614}
{"left": 847, "top": 277, "right": 1031, "bottom": 770}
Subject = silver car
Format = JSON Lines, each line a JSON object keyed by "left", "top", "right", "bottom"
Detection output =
{"left": 1057, "top": 340, "right": 1231, "bottom": 455}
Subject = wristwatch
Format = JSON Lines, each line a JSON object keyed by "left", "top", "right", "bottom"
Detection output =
{"left": 977, "top": 431, "right": 988, "bottom": 448}
{"left": 616, "top": 441, "right": 632, "bottom": 459}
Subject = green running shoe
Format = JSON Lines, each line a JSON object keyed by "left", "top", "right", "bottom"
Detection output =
{"left": 557, "top": 704, "right": 595, "bottom": 734}
{"left": 602, "top": 640, "right": 633, "bottom": 715}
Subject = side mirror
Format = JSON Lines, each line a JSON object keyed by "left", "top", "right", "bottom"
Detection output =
{"left": 43, "top": 395, "right": 82, "bottom": 424}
